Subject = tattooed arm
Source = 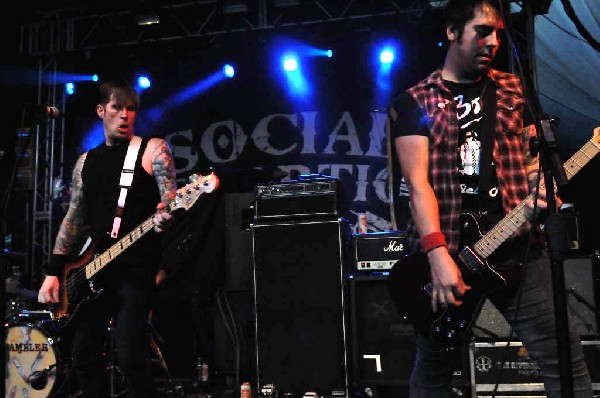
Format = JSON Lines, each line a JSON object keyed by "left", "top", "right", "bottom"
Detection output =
{"left": 146, "top": 137, "right": 177, "bottom": 233}
{"left": 52, "top": 153, "right": 90, "bottom": 255}
{"left": 39, "top": 153, "right": 90, "bottom": 304}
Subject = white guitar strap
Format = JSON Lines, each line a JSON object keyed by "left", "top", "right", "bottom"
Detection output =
{"left": 110, "top": 136, "right": 142, "bottom": 238}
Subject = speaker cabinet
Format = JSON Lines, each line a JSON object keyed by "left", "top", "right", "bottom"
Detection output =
{"left": 350, "top": 274, "right": 470, "bottom": 391}
{"left": 349, "top": 274, "right": 415, "bottom": 387}
{"left": 251, "top": 218, "right": 351, "bottom": 398}
{"left": 224, "top": 192, "right": 255, "bottom": 291}
{"left": 474, "top": 255, "right": 598, "bottom": 340}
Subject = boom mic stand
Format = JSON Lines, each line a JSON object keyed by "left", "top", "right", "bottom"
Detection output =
{"left": 534, "top": 117, "right": 575, "bottom": 398}
{"left": 503, "top": 1, "right": 576, "bottom": 394}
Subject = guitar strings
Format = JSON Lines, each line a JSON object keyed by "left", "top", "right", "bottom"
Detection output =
{"left": 54, "top": 177, "right": 216, "bottom": 314}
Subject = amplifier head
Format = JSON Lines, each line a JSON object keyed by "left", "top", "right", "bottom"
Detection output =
{"left": 353, "top": 231, "right": 406, "bottom": 272}
{"left": 254, "top": 178, "right": 342, "bottom": 220}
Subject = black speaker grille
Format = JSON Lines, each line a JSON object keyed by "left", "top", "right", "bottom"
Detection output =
{"left": 350, "top": 274, "right": 415, "bottom": 386}
{"left": 252, "top": 219, "right": 350, "bottom": 397}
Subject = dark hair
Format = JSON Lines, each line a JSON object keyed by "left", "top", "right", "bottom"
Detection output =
{"left": 98, "top": 79, "right": 140, "bottom": 110}
{"left": 443, "top": 0, "right": 501, "bottom": 40}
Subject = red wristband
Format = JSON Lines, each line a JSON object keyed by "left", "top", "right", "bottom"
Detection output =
{"left": 420, "top": 232, "right": 447, "bottom": 253}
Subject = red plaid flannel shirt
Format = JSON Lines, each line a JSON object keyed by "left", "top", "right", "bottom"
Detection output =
{"left": 403, "top": 69, "right": 531, "bottom": 255}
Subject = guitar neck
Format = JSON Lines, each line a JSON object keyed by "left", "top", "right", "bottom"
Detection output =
{"left": 473, "top": 137, "right": 600, "bottom": 259}
{"left": 84, "top": 216, "right": 155, "bottom": 279}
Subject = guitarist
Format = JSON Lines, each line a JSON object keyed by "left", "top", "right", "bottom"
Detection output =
{"left": 387, "top": 0, "right": 593, "bottom": 396}
{"left": 37, "top": 79, "right": 178, "bottom": 398}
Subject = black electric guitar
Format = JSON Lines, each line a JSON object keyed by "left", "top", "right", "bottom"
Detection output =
{"left": 388, "top": 127, "right": 600, "bottom": 348}
{"left": 51, "top": 172, "right": 219, "bottom": 328}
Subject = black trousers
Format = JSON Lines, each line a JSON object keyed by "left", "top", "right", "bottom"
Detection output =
{"left": 69, "top": 268, "right": 156, "bottom": 398}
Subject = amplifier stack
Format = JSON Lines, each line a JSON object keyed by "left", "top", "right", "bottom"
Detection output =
{"left": 250, "top": 176, "right": 351, "bottom": 398}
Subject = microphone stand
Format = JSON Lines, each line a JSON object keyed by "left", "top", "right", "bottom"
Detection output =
{"left": 535, "top": 117, "right": 574, "bottom": 398}
{"left": 508, "top": 3, "right": 573, "bottom": 392}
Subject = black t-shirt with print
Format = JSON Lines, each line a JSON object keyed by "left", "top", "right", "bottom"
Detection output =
{"left": 390, "top": 80, "right": 503, "bottom": 231}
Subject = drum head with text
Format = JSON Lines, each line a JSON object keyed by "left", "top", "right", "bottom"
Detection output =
{"left": 6, "top": 323, "right": 58, "bottom": 397}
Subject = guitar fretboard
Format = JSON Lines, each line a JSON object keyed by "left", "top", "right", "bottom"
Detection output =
{"left": 84, "top": 217, "right": 155, "bottom": 279}
{"left": 474, "top": 136, "right": 600, "bottom": 259}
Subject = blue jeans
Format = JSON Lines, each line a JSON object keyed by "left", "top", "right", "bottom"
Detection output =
{"left": 409, "top": 250, "right": 593, "bottom": 398}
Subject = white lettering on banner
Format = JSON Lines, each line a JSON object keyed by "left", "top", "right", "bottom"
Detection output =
{"left": 374, "top": 168, "right": 390, "bottom": 203}
{"left": 200, "top": 120, "right": 248, "bottom": 163}
{"left": 322, "top": 111, "right": 364, "bottom": 155}
{"left": 300, "top": 111, "right": 318, "bottom": 154}
{"left": 164, "top": 110, "right": 395, "bottom": 230}
{"left": 354, "top": 164, "right": 370, "bottom": 202}
{"left": 277, "top": 164, "right": 311, "bottom": 177}
{"left": 365, "top": 112, "right": 388, "bottom": 158}
{"left": 165, "top": 129, "right": 197, "bottom": 175}
{"left": 253, "top": 114, "right": 298, "bottom": 156}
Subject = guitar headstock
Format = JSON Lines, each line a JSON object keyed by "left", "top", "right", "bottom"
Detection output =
{"left": 171, "top": 172, "right": 220, "bottom": 211}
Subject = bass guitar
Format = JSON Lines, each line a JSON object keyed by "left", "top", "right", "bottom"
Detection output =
{"left": 387, "top": 127, "right": 600, "bottom": 348}
{"left": 51, "top": 172, "right": 219, "bottom": 327}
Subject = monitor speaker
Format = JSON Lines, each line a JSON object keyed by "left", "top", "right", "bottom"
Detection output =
{"left": 251, "top": 218, "right": 351, "bottom": 398}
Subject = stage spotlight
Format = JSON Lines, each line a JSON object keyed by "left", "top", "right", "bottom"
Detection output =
{"left": 65, "top": 82, "right": 76, "bottom": 95}
{"left": 282, "top": 55, "right": 299, "bottom": 72}
{"left": 222, "top": 64, "right": 235, "bottom": 78}
{"left": 326, "top": 49, "right": 333, "bottom": 58}
{"left": 136, "top": 75, "right": 152, "bottom": 90}
{"left": 92, "top": 74, "right": 99, "bottom": 82}
{"left": 379, "top": 49, "right": 395, "bottom": 64}
{"left": 136, "top": 11, "right": 161, "bottom": 26}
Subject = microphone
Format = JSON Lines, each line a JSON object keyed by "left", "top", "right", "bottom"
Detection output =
{"left": 27, "top": 104, "right": 63, "bottom": 119}
{"left": 28, "top": 363, "right": 57, "bottom": 390}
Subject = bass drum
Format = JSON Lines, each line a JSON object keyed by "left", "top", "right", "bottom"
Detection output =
{"left": 5, "top": 321, "right": 61, "bottom": 397}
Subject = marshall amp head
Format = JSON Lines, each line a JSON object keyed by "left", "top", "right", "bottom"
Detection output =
{"left": 353, "top": 231, "right": 406, "bottom": 272}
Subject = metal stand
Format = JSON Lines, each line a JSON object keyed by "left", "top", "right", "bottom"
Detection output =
{"left": 106, "top": 320, "right": 128, "bottom": 398}
{"left": 106, "top": 318, "right": 177, "bottom": 398}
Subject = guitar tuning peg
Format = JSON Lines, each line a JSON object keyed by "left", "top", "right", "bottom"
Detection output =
{"left": 188, "top": 174, "right": 199, "bottom": 183}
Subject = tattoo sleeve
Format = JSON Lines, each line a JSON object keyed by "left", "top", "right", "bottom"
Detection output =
{"left": 53, "top": 154, "right": 90, "bottom": 256}
{"left": 151, "top": 138, "right": 178, "bottom": 203}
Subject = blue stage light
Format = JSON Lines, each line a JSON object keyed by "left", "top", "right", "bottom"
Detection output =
{"left": 379, "top": 49, "right": 395, "bottom": 64}
{"left": 137, "top": 75, "right": 152, "bottom": 90}
{"left": 282, "top": 55, "right": 299, "bottom": 72}
{"left": 65, "top": 82, "right": 76, "bottom": 95}
{"left": 222, "top": 64, "right": 235, "bottom": 78}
